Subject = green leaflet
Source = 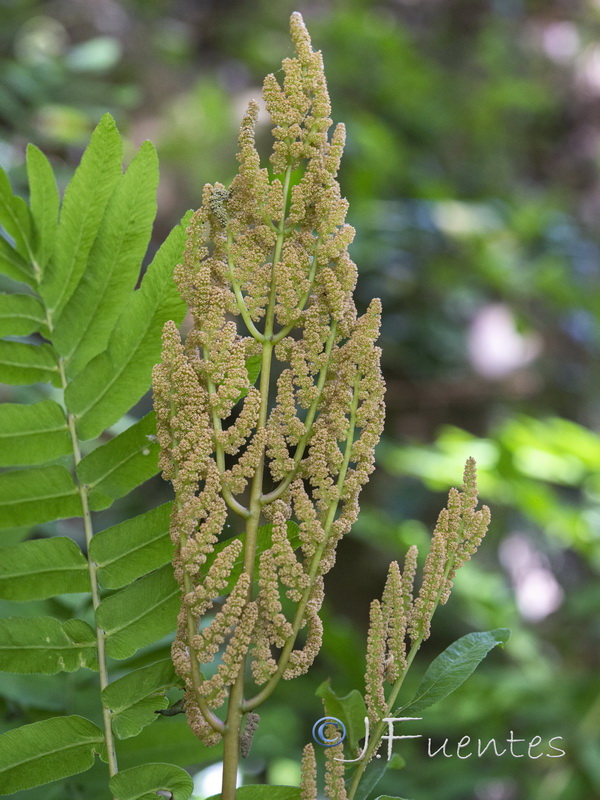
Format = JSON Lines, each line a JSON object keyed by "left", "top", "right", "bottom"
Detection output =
{"left": 40, "top": 113, "right": 123, "bottom": 317}
{"left": 0, "top": 465, "right": 82, "bottom": 530}
{"left": 109, "top": 763, "right": 193, "bottom": 800}
{"left": 237, "top": 353, "right": 263, "bottom": 401}
{"left": 52, "top": 140, "right": 159, "bottom": 377}
{"left": 316, "top": 680, "right": 368, "bottom": 752}
{"left": 0, "top": 399, "right": 70, "bottom": 466}
{"left": 65, "top": 214, "right": 189, "bottom": 440}
{"left": 0, "top": 538, "right": 90, "bottom": 600}
{"left": 0, "top": 617, "right": 98, "bottom": 673}
{"left": 77, "top": 412, "right": 159, "bottom": 509}
{"left": 0, "top": 236, "right": 36, "bottom": 288}
{"left": 96, "top": 565, "right": 180, "bottom": 660}
{"left": 398, "top": 629, "right": 511, "bottom": 716}
{"left": 102, "top": 659, "right": 183, "bottom": 740}
{"left": 375, "top": 796, "right": 414, "bottom": 800}
{"left": 26, "top": 144, "right": 59, "bottom": 270}
{"left": 349, "top": 756, "right": 405, "bottom": 800}
{"left": 91, "top": 502, "right": 174, "bottom": 589}
{"left": 0, "top": 340, "right": 59, "bottom": 386}
{"left": 0, "top": 166, "right": 35, "bottom": 263}
{"left": 0, "top": 715, "right": 106, "bottom": 795}
{"left": 0, "top": 293, "right": 45, "bottom": 337}
{"left": 206, "top": 788, "right": 301, "bottom": 800}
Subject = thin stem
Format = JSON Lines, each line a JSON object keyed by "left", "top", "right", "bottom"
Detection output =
{"left": 58, "top": 359, "right": 119, "bottom": 784}
{"left": 346, "top": 639, "right": 421, "bottom": 800}
{"left": 178, "top": 517, "right": 226, "bottom": 735}
{"left": 206, "top": 374, "right": 250, "bottom": 519}
{"left": 164, "top": 390, "right": 225, "bottom": 735}
{"left": 346, "top": 558, "right": 457, "bottom": 800}
{"left": 221, "top": 164, "right": 293, "bottom": 800}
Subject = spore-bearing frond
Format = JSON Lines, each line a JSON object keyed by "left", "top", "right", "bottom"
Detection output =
{"left": 153, "top": 12, "right": 385, "bottom": 742}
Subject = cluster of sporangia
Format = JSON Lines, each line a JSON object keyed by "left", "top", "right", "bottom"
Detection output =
{"left": 153, "top": 12, "right": 385, "bottom": 748}
{"left": 153, "top": 11, "right": 490, "bottom": 796}
{"left": 299, "top": 457, "right": 490, "bottom": 800}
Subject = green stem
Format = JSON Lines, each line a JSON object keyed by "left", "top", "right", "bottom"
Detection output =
{"left": 57, "top": 359, "right": 119, "bottom": 787}
{"left": 244, "top": 373, "right": 360, "bottom": 712}
{"left": 207, "top": 374, "right": 250, "bottom": 519}
{"left": 226, "top": 230, "right": 266, "bottom": 343}
{"left": 347, "top": 558, "right": 456, "bottom": 800}
{"left": 221, "top": 164, "right": 294, "bottom": 800}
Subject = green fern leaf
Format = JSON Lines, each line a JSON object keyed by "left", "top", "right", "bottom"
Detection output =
{"left": 0, "top": 617, "right": 98, "bottom": 673}
{"left": 0, "top": 340, "right": 59, "bottom": 386}
{"left": 0, "top": 538, "right": 90, "bottom": 600}
{"left": 0, "top": 400, "right": 70, "bottom": 466}
{"left": 109, "top": 763, "right": 193, "bottom": 800}
{"left": 0, "top": 167, "right": 35, "bottom": 263}
{"left": 0, "top": 465, "right": 82, "bottom": 529}
{"left": 0, "top": 715, "right": 106, "bottom": 794}
{"left": 77, "top": 412, "right": 159, "bottom": 508}
{"left": 26, "top": 144, "right": 59, "bottom": 270}
{"left": 90, "top": 503, "right": 173, "bottom": 589}
{"left": 0, "top": 237, "right": 36, "bottom": 288}
{"left": 65, "top": 215, "right": 189, "bottom": 440}
{"left": 40, "top": 113, "right": 122, "bottom": 317}
{"left": 52, "top": 140, "right": 159, "bottom": 377}
{"left": 96, "top": 565, "right": 180, "bottom": 660}
{"left": 102, "top": 659, "right": 183, "bottom": 740}
{"left": 0, "top": 293, "right": 45, "bottom": 337}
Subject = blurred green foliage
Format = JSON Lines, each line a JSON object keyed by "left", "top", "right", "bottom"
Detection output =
{"left": 1, "top": 1, "right": 599, "bottom": 799}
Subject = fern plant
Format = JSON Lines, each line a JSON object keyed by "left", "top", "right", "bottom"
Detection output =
{"left": 0, "top": 12, "right": 509, "bottom": 800}
{"left": 0, "top": 117, "right": 197, "bottom": 798}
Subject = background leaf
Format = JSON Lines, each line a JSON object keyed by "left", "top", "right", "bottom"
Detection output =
{"left": 206, "top": 788, "right": 301, "bottom": 800}
{"left": 315, "top": 681, "right": 368, "bottom": 753}
{"left": 0, "top": 537, "right": 89, "bottom": 600}
{"left": 109, "top": 762, "right": 193, "bottom": 800}
{"left": 0, "top": 715, "right": 106, "bottom": 794}
{"left": 397, "top": 629, "right": 511, "bottom": 716}
{"left": 118, "top": 715, "right": 222, "bottom": 772}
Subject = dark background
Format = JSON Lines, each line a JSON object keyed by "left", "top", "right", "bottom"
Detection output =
{"left": 1, "top": 1, "right": 599, "bottom": 799}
